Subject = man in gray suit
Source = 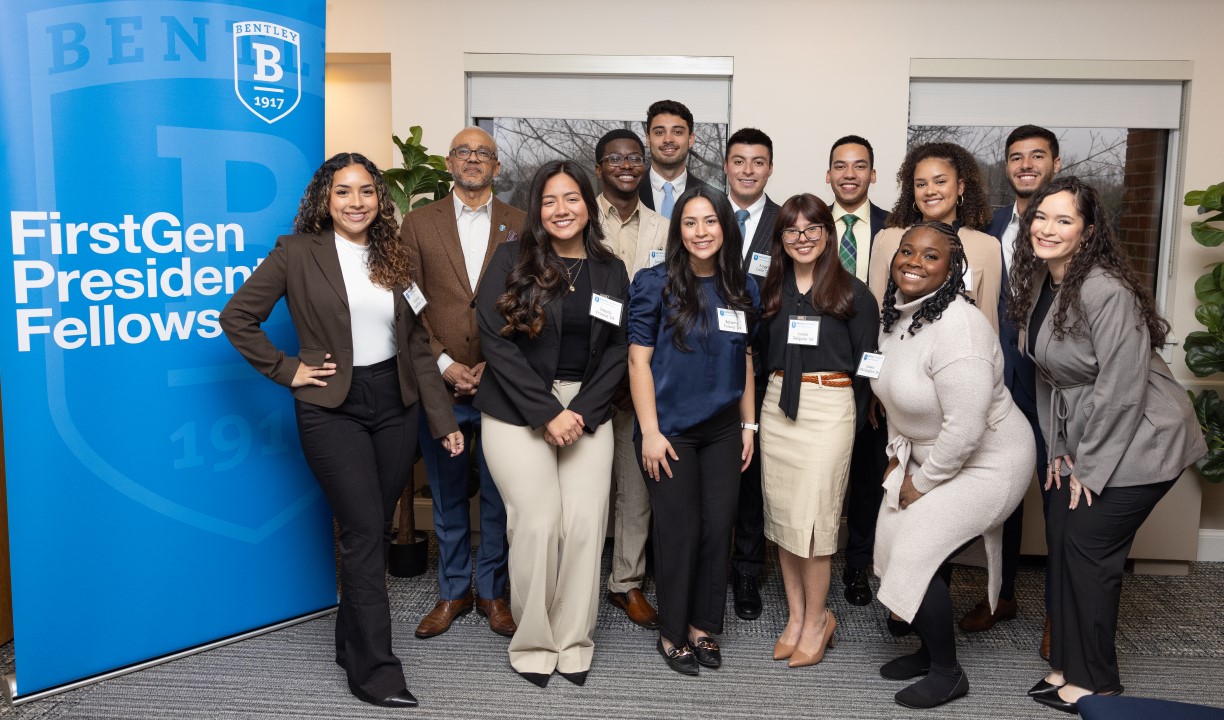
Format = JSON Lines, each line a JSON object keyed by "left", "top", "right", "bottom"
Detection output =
{"left": 724, "top": 127, "right": 779, "bottom": 620}
{"left": 594, "top": 128, "right": 667, "bottom": 629}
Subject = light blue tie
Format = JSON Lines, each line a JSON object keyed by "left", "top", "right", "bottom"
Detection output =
{"left": 735, "top": 209, "right": 750, "bottom": 243}
{"left": 660, "top": 182, "right": 675, "bottom": 219}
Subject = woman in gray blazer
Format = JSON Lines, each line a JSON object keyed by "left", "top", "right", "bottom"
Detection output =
{"left": 1007, "top": 176, "right": 1206, "bottom": 714}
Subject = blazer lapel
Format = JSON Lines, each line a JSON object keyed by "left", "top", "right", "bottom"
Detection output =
{"left": 478, "top": 200, "right": 516, "bottom": 294}
{"left": 431, "top": 194, "right": 472, "bottom": 296}
{"left": 310, "top": 233, "right": 348, "bottom": 309}
{"left": 586, "top": 257, "right": 613, "bottom": 346}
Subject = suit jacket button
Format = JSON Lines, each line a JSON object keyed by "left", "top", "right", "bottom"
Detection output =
{"left": 470, "top": 300, "right": 476, "bottom": 308}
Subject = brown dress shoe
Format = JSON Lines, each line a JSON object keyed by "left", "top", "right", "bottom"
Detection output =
{"left": 607, "top": 588, "right": 659, "bottom": 629}
{"left": 1039, "top": 615, "right": 1051, "bottom": 661}
{"left": 476, "top": 597, "right": 517, "bottom": 637}
{"left": 958, "top": 597, "right": 1017, "bottom": 632}
{"left": 415, "top": 593, "right": 473, "bottom": 638}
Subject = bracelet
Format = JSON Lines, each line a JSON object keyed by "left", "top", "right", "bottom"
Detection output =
{"left": 741, "top": 422, "right": 759, "bottom": 432}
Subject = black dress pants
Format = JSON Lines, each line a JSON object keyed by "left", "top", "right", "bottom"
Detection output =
{"left": 641, "top": 404, "right": 742, "bottom": 647}
{"left": 845, "top": 416, "right": 888, "bottom": 571}
{"left": 1046, "top": 477, "right": 1176, "bottom": 693}
{"left": 295, "top": 357, "right": 419, "bottom": 699}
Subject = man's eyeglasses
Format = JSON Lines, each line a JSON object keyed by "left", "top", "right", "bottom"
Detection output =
{"left": 780, "top": 226, "right": 825, "bottom": 244}
{"left": 600, "top": 153, "right": 646, "bottom": 167}
{"left": 450, "top": 147, "right": 497, "bottom": 162}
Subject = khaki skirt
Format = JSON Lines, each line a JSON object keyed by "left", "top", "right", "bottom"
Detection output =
{"left": 759, "top": 372, "right": 855, "bottom": 558}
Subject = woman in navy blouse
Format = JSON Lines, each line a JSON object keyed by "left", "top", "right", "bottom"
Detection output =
{"left": 627, "top": 186, "right": 761, "bottom": 676}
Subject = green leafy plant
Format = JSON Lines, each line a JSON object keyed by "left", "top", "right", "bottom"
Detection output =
{"left": 384, "top": 126, "right": 452, "bottom": 214}
{"left": 1183, "top": 181, "right": 1224, "bottom": 481}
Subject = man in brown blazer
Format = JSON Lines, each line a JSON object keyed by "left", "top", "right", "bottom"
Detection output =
{"left": 401, "top": 127, "right": 526, "bottom": 639}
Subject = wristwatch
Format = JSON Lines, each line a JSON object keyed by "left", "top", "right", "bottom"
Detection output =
{"left": 741, "top": 422, "right": 759, "bottom": 432}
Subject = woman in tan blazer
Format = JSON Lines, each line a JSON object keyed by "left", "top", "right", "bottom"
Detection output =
{"left": 1007, "top": 176, "right": 1206, "bottom": 713}
{"left": 221, "top": 153, "right": 461, "bottom": 709}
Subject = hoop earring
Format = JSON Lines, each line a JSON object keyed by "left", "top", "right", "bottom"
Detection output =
{"left": 914, "top": 202, "right": 921, "bottom": 214}
{"left": 957, "top": 195, "right": 964, "bottom": 207}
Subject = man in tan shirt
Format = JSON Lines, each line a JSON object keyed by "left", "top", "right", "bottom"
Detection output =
{"left": 594, "top": 128, "right": 667, "bottom": 629}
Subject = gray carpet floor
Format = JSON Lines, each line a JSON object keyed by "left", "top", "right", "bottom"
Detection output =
{"left": 4, "top": 542, "right": 1223, "bottom": 719}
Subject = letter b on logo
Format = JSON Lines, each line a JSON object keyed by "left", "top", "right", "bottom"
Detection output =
{"left": 251, "top": 42, "right": 283, "bottom": 82}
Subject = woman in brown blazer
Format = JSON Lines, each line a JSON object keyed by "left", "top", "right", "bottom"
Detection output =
{"left": 221, "top": 153, "right": 461, "bottom": 709}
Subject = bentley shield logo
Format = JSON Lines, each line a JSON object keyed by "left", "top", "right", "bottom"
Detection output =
{"left": 232, "top": 21, "right": 301, "bottom": 124}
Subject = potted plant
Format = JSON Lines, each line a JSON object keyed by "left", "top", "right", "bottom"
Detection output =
{"left": 384, "top": 126, "right": 452, "bottom": 215}
{"left": 1182, "top": 181, "right": 1224, "bottom": 483}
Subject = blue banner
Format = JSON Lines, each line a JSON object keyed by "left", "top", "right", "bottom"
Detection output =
{"left": 0, "top": 0, "right": 333, "bottom": 697}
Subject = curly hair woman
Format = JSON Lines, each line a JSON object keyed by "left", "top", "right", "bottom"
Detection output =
{"left": 867, "top": 142, "right": 1005, "bottom": 331}
{"left": 474, "top": 159, "right": 629, "bottom": 687}
{"left": 1006, "top": 177, "right": 1205, "bottom": 714}
{"left": 870, "top": 221, "right": 1033, "bottom": 709}
{"left": 222, "top": 152, "right": 463, "bottom": 708}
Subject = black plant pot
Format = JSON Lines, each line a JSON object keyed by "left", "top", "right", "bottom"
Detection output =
{"left": 388, "top": 530, "right": 429, "bottom": 578}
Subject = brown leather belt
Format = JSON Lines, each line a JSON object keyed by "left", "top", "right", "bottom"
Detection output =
{"left": 773, "top": 371, "right": 852, "bottom": 388}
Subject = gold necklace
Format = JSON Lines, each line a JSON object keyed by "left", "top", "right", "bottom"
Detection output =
{"left": 562, "top": 257, "right": 585, "bottom": 292}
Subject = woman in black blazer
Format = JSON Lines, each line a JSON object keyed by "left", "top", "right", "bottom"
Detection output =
{"left": 221, "top": 153, "right": 461, "bottom": 709}
{"left": 475, "top": 160, "right": 629, "bottom": 688}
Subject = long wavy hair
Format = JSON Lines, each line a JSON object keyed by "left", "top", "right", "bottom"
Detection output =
{"left": 881, "top": 221, "right": 975, "bottom": 336}
{"left": 663, "top": 186, "right": 756, "bottom": 351}
{"left": 1006, "top": 176, "right": 1169, "bottom": 350}
{"left": 885, "top": 142, "right": 992, "bottom": 231}
{"left": 496, "top": 160, "right": 613, "bottom": 338}
{"left": 761, "top": 194, "right": 855, "bottom": 320}
{"left": 294, "top": 152, "right": 409, "bottom": 289}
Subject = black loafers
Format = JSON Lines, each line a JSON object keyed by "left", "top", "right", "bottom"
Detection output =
{"left": 732, "top": 573, "right": 762, "bottom": 620}
{"left": 1033, "top": 691, "right": 1079, "bottom": 714}
{"left": 657, "top": 638, "right": 699, "bottom": 676}
{"left": 690, "top": 636, "right": 722, "bottom": 669}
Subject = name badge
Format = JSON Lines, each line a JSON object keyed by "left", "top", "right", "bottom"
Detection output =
{"left": 787, "top": 315, "right": 820, "bottom": 346}
{"left": 403, "top": 283, "right": 428, "bottom": 314}
{"left": 962, "top": 266, "right": 975, "bottom": 290}
{"left": 589, "top": 293, "right": 623, "bottom": 326}
{"left": 717, "top": 307, "right": 748, "bottom": 334}
{"left": 648, "top": 249, "right": 666, "bottom": 267}
{"left": 749, "top": 252, "right": 771, "bottom": 277}
{"left": 856, "top": 352, "right": 885, "bottom": 379}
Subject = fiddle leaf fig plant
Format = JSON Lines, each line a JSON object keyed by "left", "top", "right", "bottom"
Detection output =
{"left": 384, "top": 125, "right": 452, "bottom": 215}
{"left": 1183, "top": 181, "right": 1224, "bottom": 482}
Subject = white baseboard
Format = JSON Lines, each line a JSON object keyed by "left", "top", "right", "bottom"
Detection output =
{"left": 1198, "top": 529, "right": 1224, "bottom": 562}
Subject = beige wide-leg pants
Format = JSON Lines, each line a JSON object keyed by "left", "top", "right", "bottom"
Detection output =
{"left": 482, "top": 381, "right": 614, "bottom": 676}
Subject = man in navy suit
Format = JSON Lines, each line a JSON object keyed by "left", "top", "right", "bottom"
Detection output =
{"left": 960, "top": 125, "right": 1060, "bottom": 653}
{"left": 724, "top": 127, "right": 779, "bottom": 620}
{"left": 827, "top": 135, "right": 892, "bottom": 606}
{"left": 639, "top": 99, "right": 716, "bottom": 219}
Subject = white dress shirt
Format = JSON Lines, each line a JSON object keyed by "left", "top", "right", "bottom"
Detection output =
{"left": 1000, "top": 202, "right": 1022, "bottom": 274}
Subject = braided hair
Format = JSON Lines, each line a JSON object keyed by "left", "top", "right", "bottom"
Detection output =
{"left": 881, "top": 221, "right": 975, "bottom": 336}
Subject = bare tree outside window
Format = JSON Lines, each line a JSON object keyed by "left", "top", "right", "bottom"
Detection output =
{"left": 479, "top": 118, "right": 727, "bottom": 211}
{"left": 905, "top": 126, "right": 1168, "bottom": 293}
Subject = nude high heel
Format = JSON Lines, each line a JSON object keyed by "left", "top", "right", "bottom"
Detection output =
{"left": 788, "top": 611, "right": 837, "bottom": 668}
{"left": 773, "top": 638, "right": 796, "bottom": 661}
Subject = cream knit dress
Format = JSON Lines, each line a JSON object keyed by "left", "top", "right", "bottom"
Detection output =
{"left": 870, "top": 292, "right": 1033, "bottom": 622}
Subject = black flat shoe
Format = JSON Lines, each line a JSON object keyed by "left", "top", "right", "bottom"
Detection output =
{"left": 843, "top": 567, "right": 873, "bottom": 606}
{"left": 895, "top": 665, "right": 969, "bottom": 709}
{"left": 657, "top": 638, "right": 699, "bottom": 676}
{"left": 880, "top": 648, "right": 930, "bottom": 680}
{"left": 558, "top": 670, "right": 588, "bottom": 686}
{"left": 1029, "top": 679, "right": 1065, "bottom": 697}
{"left": 1033, "top": 691, "right": 1079, "bottom": 714}
{"left": 516, "top": 671, "right": 550, "bottom": 688}
{"left": 349, "top": 682, "right": 419, "bottom": 708}
{"left": 689, "top": 636, "right": 721, "bottom": 669}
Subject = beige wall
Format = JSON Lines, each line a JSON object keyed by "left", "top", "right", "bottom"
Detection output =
{"left": 326, "top": 0, "right": 1224, "bottom": 539}
{"left": 324, "top": 56, "right": 393, "bottom": 170}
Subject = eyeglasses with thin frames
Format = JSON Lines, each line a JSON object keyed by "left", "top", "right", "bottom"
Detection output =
{"left": 450, "top": 147, "right": 497, "bottom": 162}
{"left": 780, "top": 226, "right": 825, "bottom": 244}
{"left": 600, "top": 153, "right": 645, "bottom": 167}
